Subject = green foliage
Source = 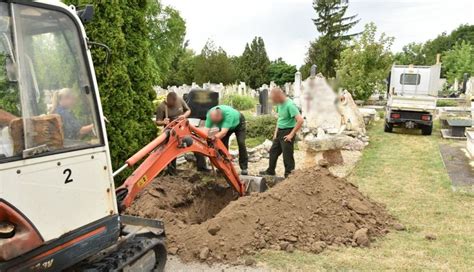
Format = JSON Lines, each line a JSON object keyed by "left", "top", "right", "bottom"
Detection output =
{"left": 64, "top": 0, "right": 164, "bottom": 181}
{"left": 147, "top": 4, "right": 186, "bottom": 85}
{"left": 336, "top": 23, "right": 394, "bottom": 101}
{"left": 194, "top": 40, "right": 236, "bottom": 85}
{"left": 31, "top": 33, "right": 77, "bottom": 91}
{"left": 268, "top": 58, "right": 297, "bottom": 87}
{"left": 443, "top": 41, "right": 474, "bottom": 84}
{"left": 436, "top": 99, "right": 458, "bottom": 107}
{"left": 163, "top": 44, "right": 196, "bottom": 87}
{"left": 304, "top": 0, "right": 359, "bottom": 77}
{"left": 238, "top": 37, "right": 270, "bottom": 89}
{"left": 424, "top": 24, "right": 474, "bottom": 65}
{"left": 221, "top": 94, "right": 256, "bottom": 111}
{"left": 394, "top": 42, "right": 426, "bottom": 65}
{"left": 394, "top": 24, "right": 474, "bottom": 69}
{"left": 0, "top": 54, "right": 19, "bottom": 115}
{"left": 246, "top": 114, "right": 277, "bottom": 140}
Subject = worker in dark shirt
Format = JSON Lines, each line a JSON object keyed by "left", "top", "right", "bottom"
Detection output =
{"left": 156, "top": 92, "right": 191, "bottom": 175}
{"left": 203, "top": 105, "right": 248, "bottom": 175}
{"left": 260, "top": 88, "right": 303, "bottom": 178}
{"left": 156, "top": 92, "right": 191, "bottom": 126}
{"left": 51, "top": 88, "right": 93, "bottom": 140}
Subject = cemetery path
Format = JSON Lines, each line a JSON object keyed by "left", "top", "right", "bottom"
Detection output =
{"left": 257, "top": 121, "right": 474, "bottom": 271}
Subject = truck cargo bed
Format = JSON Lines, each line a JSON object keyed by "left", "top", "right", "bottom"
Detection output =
{"left": 388, "top": 95, "right": 437, "bottom": 112}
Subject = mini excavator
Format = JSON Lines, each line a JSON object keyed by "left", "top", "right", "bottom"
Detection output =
{"left": 115, "top": 117, "right": 267, "bottom": 211}
{"left": 0, "top": 1, "right": 265, "bottom": 271}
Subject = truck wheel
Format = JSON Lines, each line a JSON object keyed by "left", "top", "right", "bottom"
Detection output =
{"left": 384, "top": 122, "right": 393, "bottom": 133}
{"left": 421, "top": 125, "right": 433, "bottom": 136}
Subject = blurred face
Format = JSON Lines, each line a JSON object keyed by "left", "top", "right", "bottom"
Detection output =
{"left": 167, "top": 96, "right": 177, "bottom": 108}
{"left": 60, "top": 93, "right": 76, "bottom": 109}
{"left": 210, "top": 109, "right": 223, "bottom": 124}
{"left": 270, "top": 90, "right": 285, "bottom": 104}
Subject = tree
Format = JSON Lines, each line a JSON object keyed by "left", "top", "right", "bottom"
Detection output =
{"left": 147, "top": 4, "right": 186, "bottom": 85}
{"left": 63, "top": 0, "right": 176, "bottom": 181}
{"left": 303, "top": 0, "right": 359, "bottom": 77}
{"left": 394, "top": 42, "right": 426, "bottom": 65}
{"left": 163, "top": 42, "right": 196, "bottom": 87}
{"left": 424, "top": 24, "right": 474, "bottom": 65}
{"left": 268, "top": 58, "right": 297, "bottom": 86}
{"left": 443, "top": 41, "right": 474, "bottom": 84}
{"left": 0, "top": 54, "right": 20, "bottom": 115}
{"left": 193, "top": 40, "right": 236, "bottom": 85}
{"left": 238, "top": 37, "right": 270, "bottom": 89}
{"left": 336, "top": 23, "right": 394, "bottom": 101}
{"left": 395, "top": 24, "right": 474, "bottom": 78}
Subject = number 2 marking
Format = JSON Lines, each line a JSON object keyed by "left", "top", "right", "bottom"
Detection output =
{"left": 63, "top": 169, "right": 73, "bottom": 184}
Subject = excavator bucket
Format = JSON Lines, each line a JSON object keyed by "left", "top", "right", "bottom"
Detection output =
{"left": 240, "top": 175, "right": 268, "bottom": 194}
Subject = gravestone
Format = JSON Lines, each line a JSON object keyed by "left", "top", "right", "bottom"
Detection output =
{"left": 337, "top": 90, "right": 366, "bottom": 135}
{"left": 293, "top": 71, "right": 302, "bottom": 107}
{"left": 258, "top": 89, "right": 269, "bottom": 115}
{"left": 301, "top": 73, "right": 342, "bottom": 132}
{"left": 238, "top": 82, "right": 246, "bottom": 95}
{"left": 185, "top": 89, "right": 219, "bottom": 120}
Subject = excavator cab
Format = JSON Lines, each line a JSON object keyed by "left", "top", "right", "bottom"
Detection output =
{"left": 0, "top": 2, "right": 166, "bottom": 271}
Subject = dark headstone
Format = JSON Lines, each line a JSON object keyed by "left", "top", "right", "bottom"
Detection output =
{"left": 259, "top": 89, "right": 269, "bottom": 115}
{"left": 185, "top": 89, "right": 219, "bottom": 120}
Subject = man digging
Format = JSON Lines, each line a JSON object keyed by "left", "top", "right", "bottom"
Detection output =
{"left": 260, "top": 88, "right": 304, "bottom": 178}
{"left": 203, "top": 105, "right": 249, "bottom": 175}
{"left": 156, "top": 92, "right": 191, "bottom": 175}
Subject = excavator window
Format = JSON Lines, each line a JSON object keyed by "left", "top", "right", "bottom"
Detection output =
{"left": 0, "top": 3, "right": 102, "bottom": 161}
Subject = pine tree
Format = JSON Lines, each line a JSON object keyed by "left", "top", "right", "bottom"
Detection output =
{"left": 238, "top": 37, "right": 270, "bottom": 89}
{"left": 63, "top": 0, "right": 159, "bottom": 181}
{"left": 303, "top": 0, "right": 359, "bottom": 77}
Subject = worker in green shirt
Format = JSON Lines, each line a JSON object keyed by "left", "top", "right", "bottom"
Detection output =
{"left": 203, "top": 105, "right": 249, "bottom": 175}
{"left": 260, "top": 88, "right": 304, "bottom": 178}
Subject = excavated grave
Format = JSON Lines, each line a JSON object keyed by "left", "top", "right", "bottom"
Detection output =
{"left": 126, "top": 168, "right": 395, "bottom": 264}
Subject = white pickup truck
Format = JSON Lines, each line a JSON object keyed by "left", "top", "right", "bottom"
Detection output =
{"left": 385, "top": 64, "right": 442, "bottom": 135}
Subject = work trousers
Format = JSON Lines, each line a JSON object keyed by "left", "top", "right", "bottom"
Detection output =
{"left": 221, "top": 114, "right": 248, "bottom": 171}
{"left": 267, "top": 128, "right": 295, "bottom": 176}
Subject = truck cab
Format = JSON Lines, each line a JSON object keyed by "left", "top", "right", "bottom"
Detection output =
{"left": 385, "top": 64, "right": 442, "bottom": 135}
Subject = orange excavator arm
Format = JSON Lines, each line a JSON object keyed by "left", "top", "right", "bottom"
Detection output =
{"left": 115, "top": 118, "right": 246, "bottom": 211}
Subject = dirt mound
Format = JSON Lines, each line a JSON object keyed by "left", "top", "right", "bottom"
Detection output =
{"left": 127, "top": 168, "right": 394, "bottom": 264}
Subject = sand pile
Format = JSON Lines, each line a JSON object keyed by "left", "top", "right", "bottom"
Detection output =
{"left": 127, "top": 168, "right": 394, "bottom": 264}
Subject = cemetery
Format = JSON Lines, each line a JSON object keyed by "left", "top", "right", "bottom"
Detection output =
{"left": 0, "top": 1, "right": 473, "bottom": 271}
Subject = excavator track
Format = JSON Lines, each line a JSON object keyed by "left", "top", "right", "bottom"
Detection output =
{"left": 75, "top": 236, "right": 167, "bottom": 272}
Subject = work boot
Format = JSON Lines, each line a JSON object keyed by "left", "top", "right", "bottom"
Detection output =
{"left": 241, "top": 169, "right": 248, "bottom": 175}
{"left": 259, "top": 170, "right": 275, "bottom": 176}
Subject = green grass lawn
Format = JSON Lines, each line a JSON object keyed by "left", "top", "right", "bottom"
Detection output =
{"left": 257, "top": 121, "right": 474, "bottom": 271}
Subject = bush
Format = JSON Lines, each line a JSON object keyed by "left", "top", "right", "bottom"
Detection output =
{"left": 246, "top": 114, "right": 277, "bottom": 140}
{"left": 437, "top": 99, "right": 458, "bottom": 107}
{"left": 221, "top": 94, "right": 256, "bottom": 111}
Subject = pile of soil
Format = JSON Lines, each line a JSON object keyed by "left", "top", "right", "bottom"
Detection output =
{"left": 127, "top": 168, "right": 394, "bottom": 264}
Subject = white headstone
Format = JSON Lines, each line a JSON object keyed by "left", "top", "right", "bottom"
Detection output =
{"left": 238, "top": 82, "right": 246, "bottom": 95}
{"left": 301, "top": 74, "right": 342, "bottom": 132}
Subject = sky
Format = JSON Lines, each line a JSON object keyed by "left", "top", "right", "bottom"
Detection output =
{"left": 161, "top": 0, "right": 474, "bottom": 67}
